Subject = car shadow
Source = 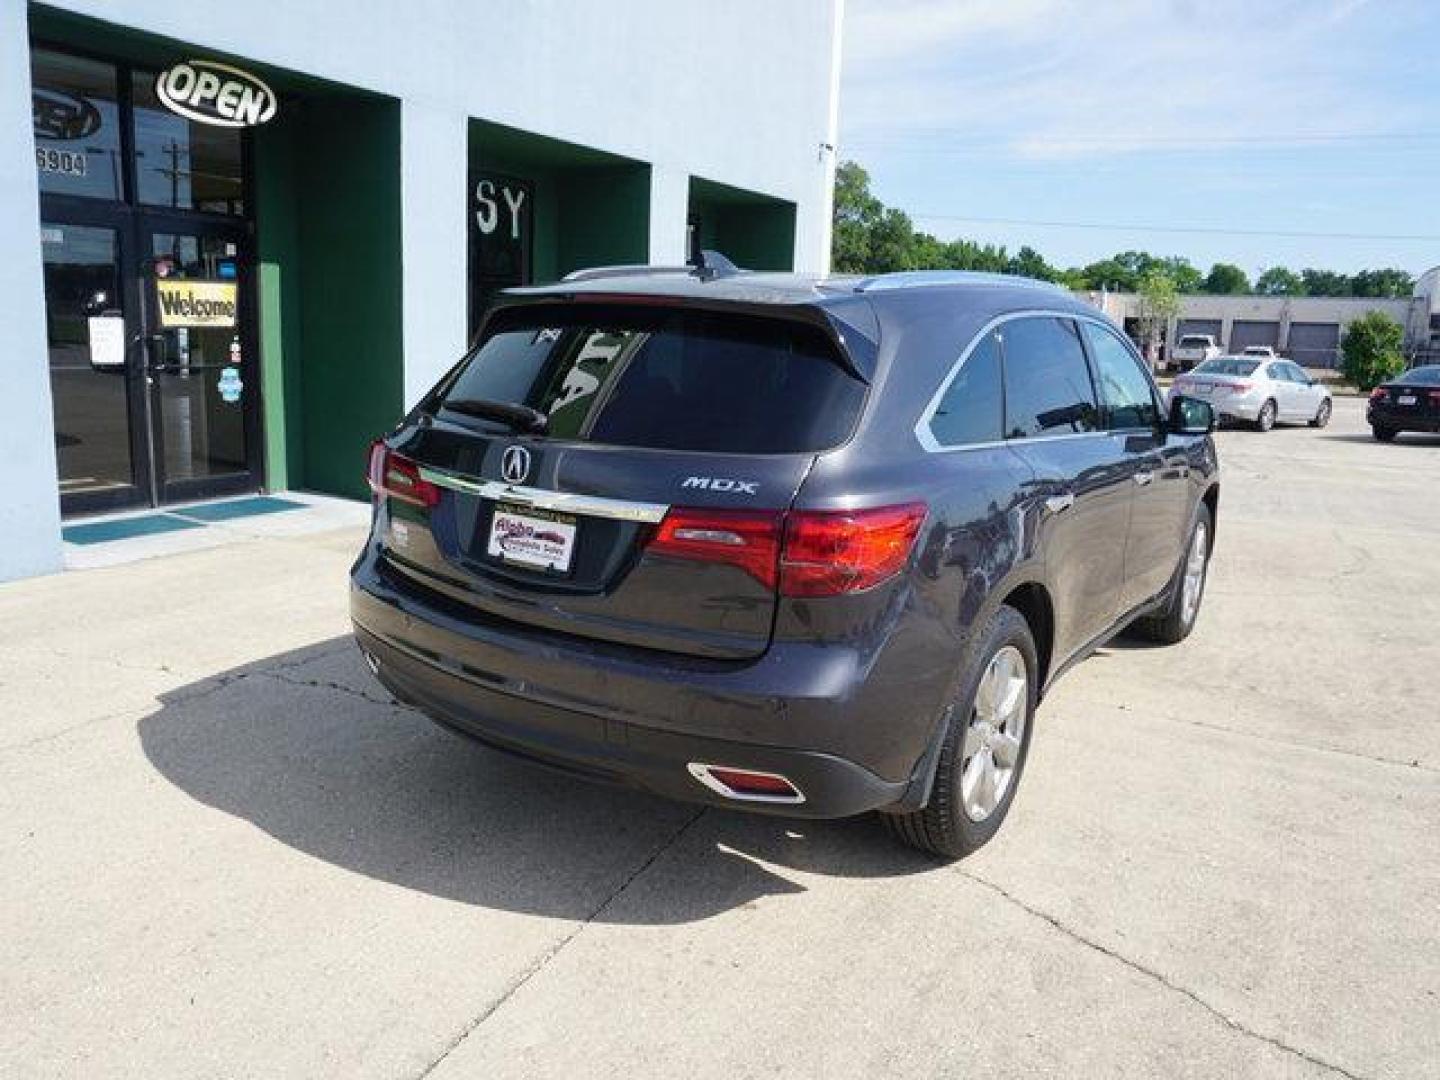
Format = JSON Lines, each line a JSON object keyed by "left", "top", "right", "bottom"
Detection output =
{"left": 1323, "top": 432, "right": 1440, "bottom": 447}
{"left": 136, "top": 638, "right": 937, "bottom": 925}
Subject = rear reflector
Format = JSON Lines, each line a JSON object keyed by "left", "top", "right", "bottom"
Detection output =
{"left": 647, "top": 502, "right": 926, "bottom": 597}
{"left": 367, "top": 440, "right": 440, "bottom": 508}
{"left": 687, "top": 763, "right": 805, "bottom": 803}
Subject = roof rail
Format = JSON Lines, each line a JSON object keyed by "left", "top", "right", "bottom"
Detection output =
{"left": 561, "top": 250, "right": 745, "bottom": 285}
{"left": 854, "top": 270, "right": 1066, "bottom": 294}
{"left": 561, "top": 264, "right": 691, "bottom": 283}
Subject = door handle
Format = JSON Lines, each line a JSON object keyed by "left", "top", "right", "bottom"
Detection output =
{"left": 1044, "top": 493, "right": 1075, "bottom": 513}
{"left": 1133, "top": 470, "right": 1155, "bottom": 486}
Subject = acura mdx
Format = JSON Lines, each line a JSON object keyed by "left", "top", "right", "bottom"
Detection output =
{"left": 350, "top": 264, "right": 1220, "bottom": 857}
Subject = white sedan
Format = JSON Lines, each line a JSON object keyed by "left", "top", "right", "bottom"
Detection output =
{"left": 1169, "top": 356, "right": 1332, "bottom": 431}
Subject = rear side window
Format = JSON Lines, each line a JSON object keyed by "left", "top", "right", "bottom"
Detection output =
{"left": 435, "top": 305, "right": 866, "bottom": 454}
{"left": 1082, "top": 322, "right": 1158, "bottom": 430}
{"left": 1000, "top": 317, "right": 1099, "bottom": 438}
{"left": 929, "top": 331, "right": 1003, "bottom": 446}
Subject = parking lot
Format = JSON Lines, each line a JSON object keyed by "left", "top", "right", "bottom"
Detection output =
{"left": 2, "top": 395, "right": 1437, "bottom": 1079}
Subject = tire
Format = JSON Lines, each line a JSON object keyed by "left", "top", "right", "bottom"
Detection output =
{"left": 883, "top": 606, "right": 1037, "bottom": 860}
{"left": 1255, "top": 399, "right": 1277, "bottom": 432}
{"left": 1133, "top": 501, "right": 1213, "bottom": 646}
{"left": 1372, "top": 425, "right": 1397, "bottom": 442}
{"left": 1310, "top": 399, "right": 1332, "bottom": 428}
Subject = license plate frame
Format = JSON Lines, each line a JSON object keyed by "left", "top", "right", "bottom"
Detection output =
{"left": 486, "top": 503, "right": 578, "bottom": 574}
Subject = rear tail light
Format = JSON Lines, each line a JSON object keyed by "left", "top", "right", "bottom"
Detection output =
{"left": 1369, "top": 387, "right": 1388, "bottom": 403}
{"left": 1428, "top": 391, "right": 1440, "bottom": 405}
{"left": 780, "top": 503, "right": 928, "bottom": 596}
{"left": 646, "top": 502, "right": 926, "bottom": 597}
{"left": 649, "top": 508, "right": 783, "bottom": 589}
{"left": 1215, "top": 380, "right": 1251, "bottom": 393}
{"left": 367, "top": 439, "right": 440, "bottom": 508}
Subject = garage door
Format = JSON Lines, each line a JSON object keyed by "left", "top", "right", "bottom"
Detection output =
{"left": 1288, "top": 322, "right": 1341, "bottom": 369}
{"left": 1229, "top": 320, "right": 1279, "bottom": 352}
{"left": 1177, "top": 319, "right": 1222, "bottom": 341}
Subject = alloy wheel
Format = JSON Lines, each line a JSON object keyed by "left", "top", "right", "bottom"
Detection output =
{"left": 1181, "top": 520, "right": 1209, "bottom": 626}
{"left": 961, "top": 645, "right": 1028, "bottom": 822}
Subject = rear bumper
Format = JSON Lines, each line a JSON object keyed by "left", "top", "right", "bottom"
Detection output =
{"left": 1368, "top": 405, "right": 1440, "bottom": 432}
{"left": 349, "top": 556, "right": 924, "bottom": 818}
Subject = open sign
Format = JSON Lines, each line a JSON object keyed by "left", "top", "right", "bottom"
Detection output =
{"left": 155, "top": 60, "right": 277, "bottom": 128}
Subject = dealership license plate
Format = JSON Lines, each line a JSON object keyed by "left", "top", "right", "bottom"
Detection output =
{"left": 1397, "top": 394, "right": 1417, "bottom": 405}
{"left": 487, "top": 504, "right": 577, "bottom": 573}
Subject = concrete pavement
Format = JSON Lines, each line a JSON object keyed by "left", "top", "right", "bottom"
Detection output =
{"left": 2, "top": 397, "right": 1437, "bottom": 1079}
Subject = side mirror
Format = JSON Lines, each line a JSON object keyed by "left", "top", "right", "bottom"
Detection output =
{"left": 1169, "top": 394, "right": 1215, "bottom": 435}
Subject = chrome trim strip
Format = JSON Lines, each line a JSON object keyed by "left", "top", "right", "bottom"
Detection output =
{"left": 418, "top": 465, "right": 669, "bottom": 523}
{"left": 914, "top": 308, "right": 1155, "bottom": 454}
{"left": 686, "top": 762, "right": 807, "bottom": 805}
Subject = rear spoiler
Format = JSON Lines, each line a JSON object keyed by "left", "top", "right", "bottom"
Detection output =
{"left": 474, "top": 292, "right": 880, "bottom": 384}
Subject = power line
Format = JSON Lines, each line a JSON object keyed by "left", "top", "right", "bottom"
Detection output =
{"left": 907, "top": 213, "right": 1440, "bottom": 243}
{"left": 844, "top": 131, "right": 1440, "bottom": 147}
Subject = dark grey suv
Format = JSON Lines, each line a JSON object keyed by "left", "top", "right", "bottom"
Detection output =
{"left": 350, "top": 266, "right": 1219, "bottom": 857}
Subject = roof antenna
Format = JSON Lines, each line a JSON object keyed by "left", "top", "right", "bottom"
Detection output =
{"left": 689, "top": 249, "right": 741, "bottom": 281}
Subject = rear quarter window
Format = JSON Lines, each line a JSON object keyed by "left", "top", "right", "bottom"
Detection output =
{"left": 435, "top": 305, "right": 866, "bottom": 454}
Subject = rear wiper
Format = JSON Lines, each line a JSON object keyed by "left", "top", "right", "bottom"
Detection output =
{"left": 442, "top": 397, "right": 549, "bottom": 434}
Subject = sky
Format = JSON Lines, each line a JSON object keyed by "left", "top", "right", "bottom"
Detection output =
{"left": 838, "top": 0, "right": 1440, "bottom": 278}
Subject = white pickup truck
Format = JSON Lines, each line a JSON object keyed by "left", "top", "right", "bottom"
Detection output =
{"left": 1170, "top": 334, "right": 1222, "bottom": 372}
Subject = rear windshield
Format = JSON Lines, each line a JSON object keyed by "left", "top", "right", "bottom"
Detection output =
{"left": 1194, "top": 358, "right": 1259, "bottom": 376}
{"left": 1399, "top": 365, "right": 1440, "bottom": 385}
{"left": 1178, "top": 336, "right": 1213, "bottom": 347}
{"left": 433, "top": 305, "right": 866, "bottom": 454}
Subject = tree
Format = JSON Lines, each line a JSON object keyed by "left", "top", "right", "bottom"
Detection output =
{"left": 1159, "top": 256, "right": 1203, "bottom": 293}
{"left": 1301, "top": 269, "right": 1352, "bottom": 297}
{"left": 1136, "top": 270, "right": 1180, "bottom": 367}
{"left": 1350, "top": 268, "right": 1414, "bottom": 299}
{"left": 1203, "top": 263, "right": 1251, "bottom": 295}
{"left": 1255, "top": 266, "right": 1305, "bottom": 296}
{"left": 1009, "top": 245, "right": 1059, "bottom": 281}
{"left": 831, "top": 161, "right": 885, "bottom": 273}
{"left": 1340, "top": 311, "right": 1406, "bottom": 390}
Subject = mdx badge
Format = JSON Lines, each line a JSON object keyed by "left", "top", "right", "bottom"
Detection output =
{"left": 681, "top": 476, "right": 758, "bottom": 494}
{"left": 501, "top": 445, "right": 532, "bottom": 484}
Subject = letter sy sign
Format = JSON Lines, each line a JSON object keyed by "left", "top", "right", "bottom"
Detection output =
{"left": 156, "top": 60, "right": 277, "bottom": 128}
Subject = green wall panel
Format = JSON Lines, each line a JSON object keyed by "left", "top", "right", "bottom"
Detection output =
{"left": 293, "top": 97, "right": 403, "bottom": 499}
{"left": 688, "top": 177, "right": 796, "bottom": 271}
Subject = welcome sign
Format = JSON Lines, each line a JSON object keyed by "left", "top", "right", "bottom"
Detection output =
{"left": 155, "top": 280, "right": 238, "bottom": 328}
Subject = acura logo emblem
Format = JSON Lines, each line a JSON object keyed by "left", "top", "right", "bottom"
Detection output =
{"left": 501, "top": 445, "right": 531, "bottom": 484}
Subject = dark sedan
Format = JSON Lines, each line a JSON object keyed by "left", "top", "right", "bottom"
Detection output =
{"left": 1369, "top": 365, "right": 1440, "bottom": 441}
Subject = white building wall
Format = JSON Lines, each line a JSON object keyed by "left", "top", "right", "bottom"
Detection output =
{"left": 398, "top": 100, "right": 469, "bottom": 409}
{"left": 1, "top": 0, "right": 842, "bottom": 579}
{"left": 0, "top": 0, "right": 64, "bottom": 582}
{"left": 36, "top": 0, "right": 840, "bottom": 270}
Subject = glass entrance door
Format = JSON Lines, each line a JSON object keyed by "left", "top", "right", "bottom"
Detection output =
{"left": 141, "top": 221, "right": 261, "bottom": 503}
{"left": 42, "top": 218, "right": 150, "bottom": 513}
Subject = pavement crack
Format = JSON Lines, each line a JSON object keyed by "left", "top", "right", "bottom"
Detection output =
{"left": 955, "top": 868, "right": 1367, "bottom": 1080}
{"left": 257, "top": 668, "right": 405, "bottom": 708}
{"left": 412, "top": 806, "right": 709, "bottom": 1080}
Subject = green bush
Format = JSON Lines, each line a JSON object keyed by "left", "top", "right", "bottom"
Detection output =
{"left": 1341, "top": 311, "right": 1406, "bottom": 390}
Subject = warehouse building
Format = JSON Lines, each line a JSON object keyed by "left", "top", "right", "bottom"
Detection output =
{"left": 1084, "top": 275, "right": 1440, "bottom": 368}
{"left": 1, "top": 0, "right": 843, "bottom": 582}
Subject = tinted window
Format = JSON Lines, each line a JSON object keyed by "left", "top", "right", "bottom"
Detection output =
{"left": 132, "top": 71, "right": 244, "bottom": 213}
{"left": 1000, "top": 317, "right": 1099, "bottom": 439}
{"left": 929, "top": 331, "right": 1003, "bottom": 446}
{"left": 1083, "top": 323, "right": 1158, "bottom": 429}
{"left": 1194, "top": 358, "right": 1259, "bottom": 377}
{"left": 436, "top": 306, "right": 866, "bottom": 454}
{"left": 31, "top": 50, "right": 122, "bottom": 201}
